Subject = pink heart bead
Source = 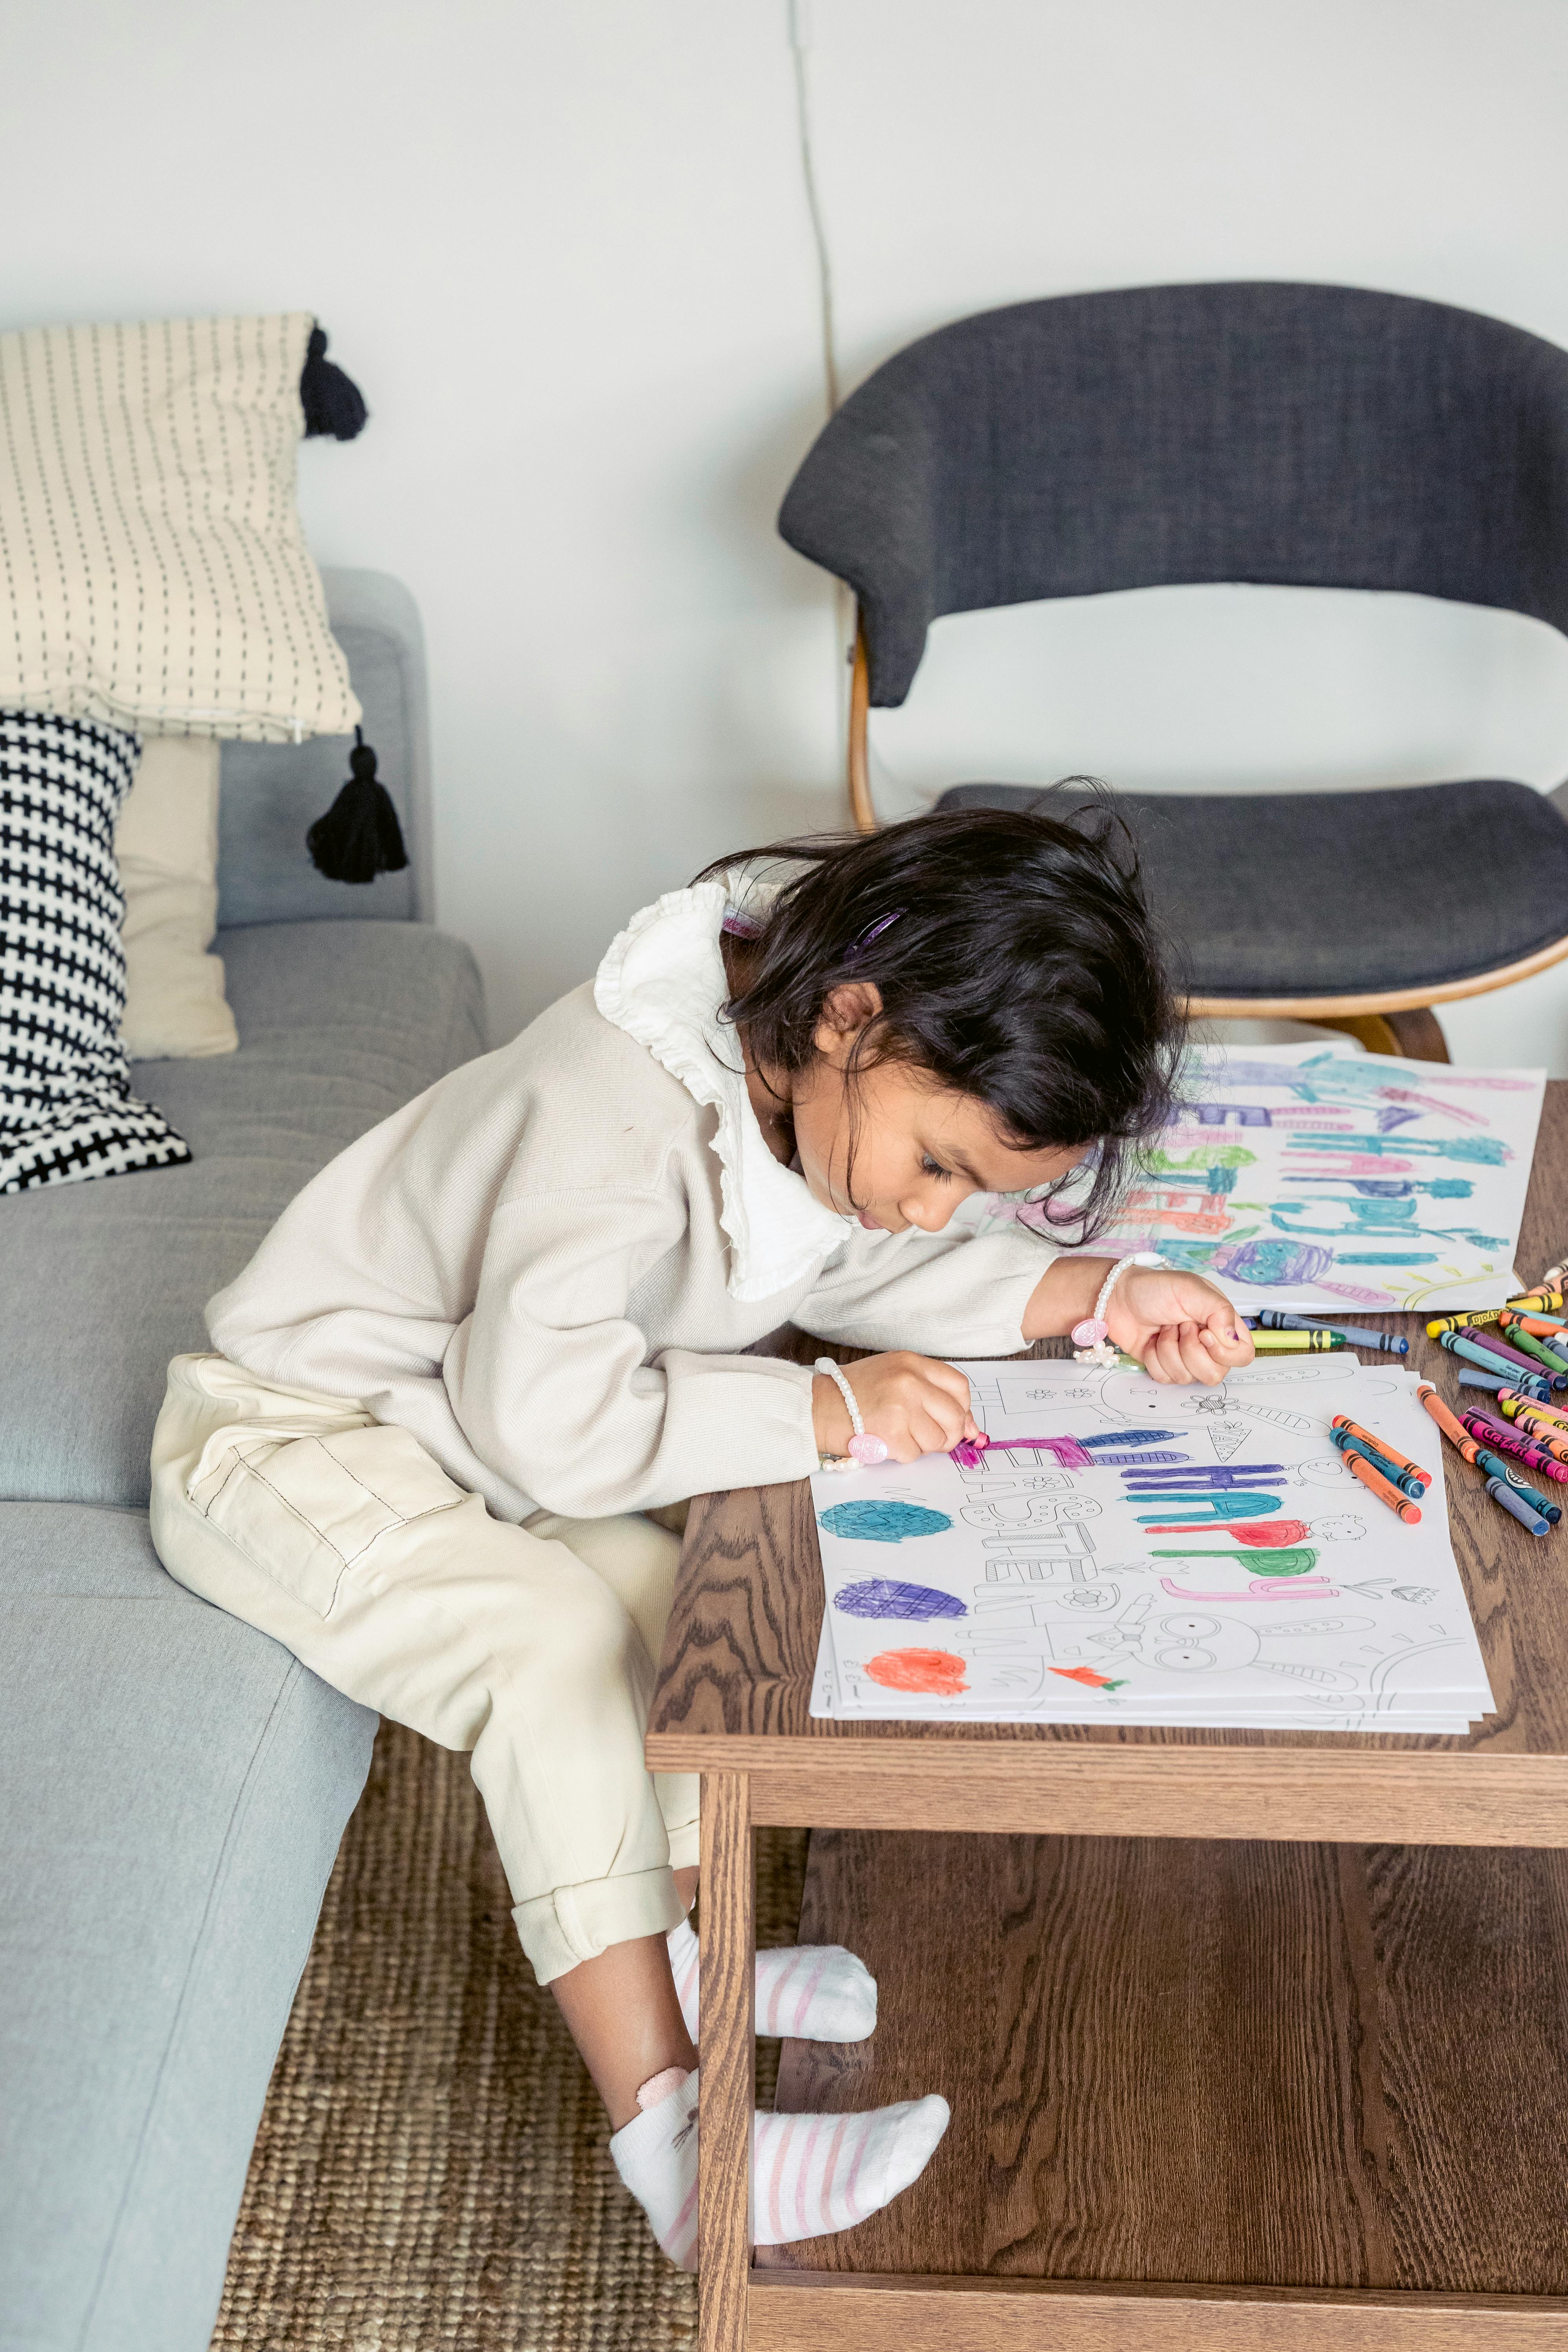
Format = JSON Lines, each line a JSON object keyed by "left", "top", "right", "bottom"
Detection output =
{"left": 848, "top": 1432, "right": 889, "bottom": 1465}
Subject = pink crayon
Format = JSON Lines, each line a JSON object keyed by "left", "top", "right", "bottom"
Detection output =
{"left": 1458, "top": 1410, "right": 1568, "bottom": 1483}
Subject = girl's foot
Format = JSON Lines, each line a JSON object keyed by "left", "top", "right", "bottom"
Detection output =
{"left": 667, "top": 1916, "right": 877, "bottom": 2044}
{"left": 610, "top": 2066, "right": 949, "bottom": 2270}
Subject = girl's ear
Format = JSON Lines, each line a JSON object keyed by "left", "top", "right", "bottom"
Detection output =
{"left": 813, "top": 981, "right": 883, "bottom": 1060}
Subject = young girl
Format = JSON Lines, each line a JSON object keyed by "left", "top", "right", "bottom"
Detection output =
{"left": 150, "top": 800, "right": 1251, "bottom": 2268}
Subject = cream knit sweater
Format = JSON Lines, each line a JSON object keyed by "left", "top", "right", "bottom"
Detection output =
{"left": 207, "top": 884, "right": 1059, "bottom": 1521}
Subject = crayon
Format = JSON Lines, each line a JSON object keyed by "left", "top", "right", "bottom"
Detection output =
{"left": 1245, "top": 1328, "right": 1346, "bottom": 1353}
{"left": 1496, "top": 1315, "right": 1568, "bottom": 1374}
{"left": 1508, "top": 1313, "right": 1568, "bottom": 1339}
{"left": 1342, "top": 1449, "right": 1421, "bottom": 1523}
{"left": 1493, "top": 1401, "right": 1568, "bottom": 1463}
{"left": 1439, "top": 1328, "right": 1568, "bottom": 1388}
{"left": 1506, "top": 1288, "right": 1565, "bottom": 1313}
{"left": 1541, "top": 1262, "right": 1568, "bottom": 1289}
{"left": 1417, "top": 1379, "right": 1476, "bottom": 1459}
{"left": 1426, "top": 1310, "right": 1504, "bottom": 1334}
{"left": 1253, "top": 1310, "right": 1408, "bottom": 1354}
{"left": 1329, "top": 1415, "right": 1430, "bottom": 1484}
{"left": 1483, "top": 1334, "right": 1568, "bottom": 1386}
{"left": 1457, "top": 1410, "right": 1568, "bottom": 1483}
{"left": 1457, "top": 1364, "right": 1553, "bottom": 1403}
{"left": 1330, "top": 1429, "right": 1425, "bottom": 1497}
{"left": 1472, "top": 1451, "right": 1561, "bottom": 1524}
{"left": 1435, "top": 1330, "right": 1543, "bottom": 1382}
{"left": 1497, "top": 1385, "right": 1568, "bottom": 1430}
{"left": 1486, "top": 1477, "right": 1551, "bottom": 1537}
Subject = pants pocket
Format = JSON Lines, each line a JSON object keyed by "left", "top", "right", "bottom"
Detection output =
{"left": 197, "top": 1423, "right": 467, "bottom": 1617}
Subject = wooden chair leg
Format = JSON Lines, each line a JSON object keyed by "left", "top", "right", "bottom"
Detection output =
{"left": 1317, "top": 1009, "right": 1449, "bottom": 1062}
{"left": 698, "top": 1771, "right": 754, "bottom": 2352}
{"left": 1384, "top": 1006, "right": 1450, "bottom": 1062}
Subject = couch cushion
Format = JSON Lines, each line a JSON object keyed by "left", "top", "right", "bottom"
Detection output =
{"left": 0, "top": 920, "right": 485, "bottom": 1508}
{"left": 0, "top": 1502, "right": 376, "bottom": 2352}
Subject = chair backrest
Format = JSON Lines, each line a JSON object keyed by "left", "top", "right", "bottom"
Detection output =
{"left": 778, "top": 282, "right": 1568, "bottom": 708}
{"left": 216, "top": 567, "right": 434, "bottom": 926}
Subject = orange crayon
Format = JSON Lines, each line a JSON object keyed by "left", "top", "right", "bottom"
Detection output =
{"left": 1418, "top": 1380, "right": 1478, "bottom": 1464}
{"left": 1330, "top": 1414, "right": 1430, "bottom": 1486}
{"left": 1342, "top": 1449, "right": 1421, "bottom": 1523}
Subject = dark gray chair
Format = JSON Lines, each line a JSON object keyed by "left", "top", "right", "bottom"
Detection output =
{"left": 777, "top": 281, "right": 1568, "bottom": 1058}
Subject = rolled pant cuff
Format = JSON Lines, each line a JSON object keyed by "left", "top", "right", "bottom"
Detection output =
{"left": 514, "top": 1863, "right": 688, "bottom": 1985}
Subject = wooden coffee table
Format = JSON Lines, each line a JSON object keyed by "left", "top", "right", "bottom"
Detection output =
{"left": 646, "top": 1080, "right": 1568, "bottom": 2350}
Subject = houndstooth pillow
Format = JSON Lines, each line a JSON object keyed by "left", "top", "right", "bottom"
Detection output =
{"left": 0, "top": 711, "right": 192, "bottom": 1192}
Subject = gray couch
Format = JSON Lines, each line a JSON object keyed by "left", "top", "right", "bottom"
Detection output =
{"left": 0, "top": 574, "right": 487, "bottom": 2352}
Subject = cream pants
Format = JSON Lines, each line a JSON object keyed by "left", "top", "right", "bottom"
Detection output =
{"left": 150, "top": 1352, "right": 697, "bottom": 1984}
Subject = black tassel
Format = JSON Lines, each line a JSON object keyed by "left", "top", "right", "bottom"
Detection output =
{"left": 306, "top": 729, "right": 409, "bottom": 884}
{"left": 300, "top": 324, "right": 368, "bottom": 441}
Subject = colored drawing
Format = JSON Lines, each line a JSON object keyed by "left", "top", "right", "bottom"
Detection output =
{"left": 818, "top": 1499, "right": 952, "bottom": 1544}
{"left": 1027, "top": 1044, "right": 1544, "bottom": 1312}
{"left": 1050, "top": 1665, "right": 1127, "bottom": 1690}
{"left": 834, "top": 1579, "right": 967, "bottom": 1621}
{"left": 864, "top": 1646, "right": 967, "bottom": 1695}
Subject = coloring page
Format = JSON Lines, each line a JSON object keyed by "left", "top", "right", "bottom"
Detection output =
{"left": 809, "top": 1358, "right": 1494, "bottom": 1732}
{"left": 972, "top": 1042, "right": 1544, "bottom": 1313}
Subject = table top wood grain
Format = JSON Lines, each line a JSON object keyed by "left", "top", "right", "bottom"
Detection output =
{"left": 647, "top": 1080, "right": 1568, "bottom": 1845}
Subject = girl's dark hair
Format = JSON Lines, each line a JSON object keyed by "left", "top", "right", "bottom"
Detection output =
{"left": 697, "top": 789, "right": 1183, "bottom": 1238}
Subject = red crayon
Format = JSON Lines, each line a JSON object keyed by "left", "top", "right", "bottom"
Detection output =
{"left": 1459, "top": 1410, "right": 1568, "bottom": 1483}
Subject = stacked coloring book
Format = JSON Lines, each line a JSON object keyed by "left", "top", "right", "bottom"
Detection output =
{"left": 809, "top": 1357, "right": 1495, "bottom": 1733}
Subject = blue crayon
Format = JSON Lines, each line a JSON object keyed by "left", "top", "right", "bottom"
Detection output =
{"left": 1252, "top": 1310, "right": 1408, "bottom": 1356}
{"left": 1486, "top": 1476, "right": 1550, "bottom": 1536}
{"left": 1330, "top": 1429, "right": 1424, "bottom": 1498}
{"left": 1457, "top": 1364, "right": 1552, "bottom": 1403}
{"left": 1473, "top": 1449, "right": 1562, "bottom": 1524}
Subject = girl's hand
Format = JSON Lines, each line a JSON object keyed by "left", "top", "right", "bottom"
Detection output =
{"left": 1104, "top": 1268, "right": 1254, "bottom": 1386}
{"left": 812, "top": 1352, "right": 981, "bottom": 1462}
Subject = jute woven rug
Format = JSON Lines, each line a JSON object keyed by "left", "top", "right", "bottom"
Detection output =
{"left": 211, "top": 1722, "right": 808, "bottom": 2351}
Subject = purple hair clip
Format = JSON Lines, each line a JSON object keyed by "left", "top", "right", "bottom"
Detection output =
{"left": 843, "top": 909, "right": 904, "bottom": 964}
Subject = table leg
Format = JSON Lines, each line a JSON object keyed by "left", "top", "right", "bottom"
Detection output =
{"left": 698, "top": 1769, "right": 755, "bottom": 2352}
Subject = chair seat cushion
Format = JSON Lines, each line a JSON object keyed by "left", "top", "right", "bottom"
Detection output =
{"left": 937, "top": 779, "right": 1568, "bottom": 998}
{"left": 0, "top": 919, "right": 485, "bottom": 1508}
{"left": 0, "top": 1501, "right": 374, "bottom": 2352}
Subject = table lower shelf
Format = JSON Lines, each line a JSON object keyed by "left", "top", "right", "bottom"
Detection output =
{"left": 751, "top": 1829, "right": 1568, "bottom": 2329}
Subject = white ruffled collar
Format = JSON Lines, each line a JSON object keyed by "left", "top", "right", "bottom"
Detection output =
{"left": 593, "top": 880, "right": 860, "bottom": 1303}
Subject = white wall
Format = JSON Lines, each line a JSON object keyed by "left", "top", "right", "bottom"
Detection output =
{"left": 4, "top": 0, "right": 1568, "bottom": 1063}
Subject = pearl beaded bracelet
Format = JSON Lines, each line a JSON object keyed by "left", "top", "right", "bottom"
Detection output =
{"left": 815, "top": 1356, "right": 889, "bottom": 1470}
{"left": 1071, "top": 1251, "right": 1167, "bottom": 1366}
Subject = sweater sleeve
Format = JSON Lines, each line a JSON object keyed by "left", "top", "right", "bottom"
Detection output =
{"left": 796, "top": 1219, "right": 1059, "bottom": 1357}
{"left": 444, "top": 1183, "right": 818, "bottom": 1517}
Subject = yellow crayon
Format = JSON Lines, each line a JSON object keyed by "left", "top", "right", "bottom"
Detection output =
{"left": 1426, "top": 1310, "right": 1503, "bottom": 1336}
{"left": 1247, "top": 1328, "right": 1345, "bottom": 1354}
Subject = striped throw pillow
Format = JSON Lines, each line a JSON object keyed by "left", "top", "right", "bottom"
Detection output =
{"left": 0, "top": 313, "right": 359, "bottom": 742}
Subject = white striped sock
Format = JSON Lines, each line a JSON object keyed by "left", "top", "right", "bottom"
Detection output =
{"left": 666, "top": 1916, "right": 877, "bottom": 2044}
{"left": 610, "top": 2067, "right": 950, "bottom": 2270}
